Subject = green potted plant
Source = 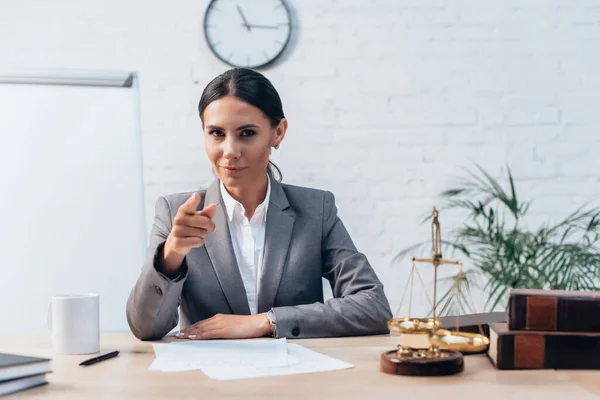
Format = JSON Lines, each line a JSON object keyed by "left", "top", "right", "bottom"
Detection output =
{"left": 393, "top": 164, "right": 600, "bottom": 316}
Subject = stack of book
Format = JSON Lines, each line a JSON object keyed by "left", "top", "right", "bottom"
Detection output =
{"left": 487, "top": 288, "right": 600, "bottom": 369}
{"left": 0, "top": 352, "right": 52, "bottom": 396}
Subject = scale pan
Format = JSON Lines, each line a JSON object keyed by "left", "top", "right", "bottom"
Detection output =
{"left": 430, "top": 329, "right": 490, "bottom": 353}
{"left": 388, "top": 318, "right": 441, "bottom": 334}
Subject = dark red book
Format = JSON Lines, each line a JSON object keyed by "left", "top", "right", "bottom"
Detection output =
{"left": 488, "top": 322, "right": 600, "bottom": 369}
{"left": 508, "top": 288, "right": 600, "bottom": 332}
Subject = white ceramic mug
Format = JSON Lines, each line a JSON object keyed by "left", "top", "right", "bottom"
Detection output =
{"left": 48, "top": 293, "right": 100, "bottom": 354}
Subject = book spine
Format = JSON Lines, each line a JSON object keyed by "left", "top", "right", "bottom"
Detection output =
{"left": 493, "top": 332, "right": 600, "bottom": 369}
{"left": 509, "top": 293, "right": 600, "bottom": 332}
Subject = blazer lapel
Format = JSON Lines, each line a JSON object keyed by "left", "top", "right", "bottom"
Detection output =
{"left": 258, "top": 179, "right": 296, "bottom": 313}
{"left": 202, "top": 179, "right": 251, "bottom": 315}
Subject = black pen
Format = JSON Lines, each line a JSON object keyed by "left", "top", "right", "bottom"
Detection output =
{"left": 79, "top": 350, "right": 120, "bottom": 367}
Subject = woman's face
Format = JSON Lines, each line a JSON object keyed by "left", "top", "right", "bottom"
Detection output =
{"left": 202, "top": 95, "right": 286, "bottom": 190}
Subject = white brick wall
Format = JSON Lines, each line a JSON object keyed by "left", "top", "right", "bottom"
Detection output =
{"left": 2, "top": 0, "right": 600, "bottom": 319}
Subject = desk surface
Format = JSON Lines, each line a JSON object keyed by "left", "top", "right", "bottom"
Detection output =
{"left": 1, "top": 333, "right": 600, "bottom": 399}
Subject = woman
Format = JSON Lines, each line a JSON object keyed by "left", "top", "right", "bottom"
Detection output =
{"left": 126, "top": 68, "right": 392, "bottom": 340}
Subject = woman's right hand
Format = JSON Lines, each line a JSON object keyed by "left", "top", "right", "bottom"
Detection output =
{"left": 160, "top": 192, "right": 217, "bottom": 276}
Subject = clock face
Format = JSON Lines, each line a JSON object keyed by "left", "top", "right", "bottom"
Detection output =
{"left": 203, "top": 0, "right": 292, "bottom": 69}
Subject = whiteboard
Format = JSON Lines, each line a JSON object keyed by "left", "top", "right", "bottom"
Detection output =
{"left": 0, "top": 70, "right": 147, "bottom": 333}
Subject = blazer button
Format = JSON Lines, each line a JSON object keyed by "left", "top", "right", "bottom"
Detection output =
{"left": 292, "top": 327, "right": 300, "bottom": 337}
{"left": 155, "top": 286, "right": 163, "bottom": 296}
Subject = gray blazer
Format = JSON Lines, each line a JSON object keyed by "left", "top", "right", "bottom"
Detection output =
{"left": 126, "top": 178, "right": 392, "bottom": 340}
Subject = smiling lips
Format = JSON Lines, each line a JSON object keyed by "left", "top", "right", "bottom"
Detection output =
{"left": 220, "top": 165, "right": 246, "bottom": 175}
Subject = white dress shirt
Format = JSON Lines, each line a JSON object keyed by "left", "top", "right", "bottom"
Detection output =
{"left": 219, "top": 176, "right": 271, "bottom": 315}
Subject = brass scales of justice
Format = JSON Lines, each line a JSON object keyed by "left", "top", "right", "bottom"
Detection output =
{"left": 380, "top": 207, "right": 490, "bottom": 376}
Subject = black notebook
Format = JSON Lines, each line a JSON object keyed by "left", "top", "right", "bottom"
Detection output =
{"left": 0, "top": 353, "right": 51, "bottom": 382}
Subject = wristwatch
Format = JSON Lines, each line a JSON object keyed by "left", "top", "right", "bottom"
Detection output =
{"left": 266, "top": 309, "right": 277, "bottom": 337}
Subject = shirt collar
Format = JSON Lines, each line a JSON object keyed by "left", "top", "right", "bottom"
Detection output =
{"left": 220, "top": 174, "right": 271, "bottom": 223}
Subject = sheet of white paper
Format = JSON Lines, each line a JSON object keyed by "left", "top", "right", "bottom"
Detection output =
{"left": 148, "top": 338, "right": 289, "bottom": 372}
{"left": 198, "top": 343, "right": 354, "bottom": 380}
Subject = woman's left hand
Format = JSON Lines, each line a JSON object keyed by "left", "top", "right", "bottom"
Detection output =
{"left": 174, "top": 313, "right": 272, "bottom": 340}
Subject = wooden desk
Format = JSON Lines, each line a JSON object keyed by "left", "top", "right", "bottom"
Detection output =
{"left": 1, "top": 333, "right": 600, "bottom": 399}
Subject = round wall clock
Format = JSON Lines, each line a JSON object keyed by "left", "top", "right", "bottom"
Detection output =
{"left": 203, "top": 0, "right": 292, "bottom": 69}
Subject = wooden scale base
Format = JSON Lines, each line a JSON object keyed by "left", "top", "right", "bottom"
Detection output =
{"left": 380, "top": 348, "right": 464, "bottom": 376}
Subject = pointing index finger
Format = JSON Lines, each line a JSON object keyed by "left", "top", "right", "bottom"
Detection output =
{"left": 182, "top": 192, "right": 201, "bottom": 215}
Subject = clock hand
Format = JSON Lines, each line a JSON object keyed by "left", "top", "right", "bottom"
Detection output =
{"left": 236, "top": 5, "right": 251, "bottom": 31}
{"left": 245, "top": 24, "right": 280, "bottom": 30}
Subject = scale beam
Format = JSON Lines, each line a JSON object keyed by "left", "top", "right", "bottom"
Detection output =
{"left": 412, "top": 257, "right": 461, "bottom": 265}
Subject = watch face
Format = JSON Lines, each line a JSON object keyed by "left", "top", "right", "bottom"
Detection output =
{"left": 203, "top": 0, "right": 292, "bottom": 68}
